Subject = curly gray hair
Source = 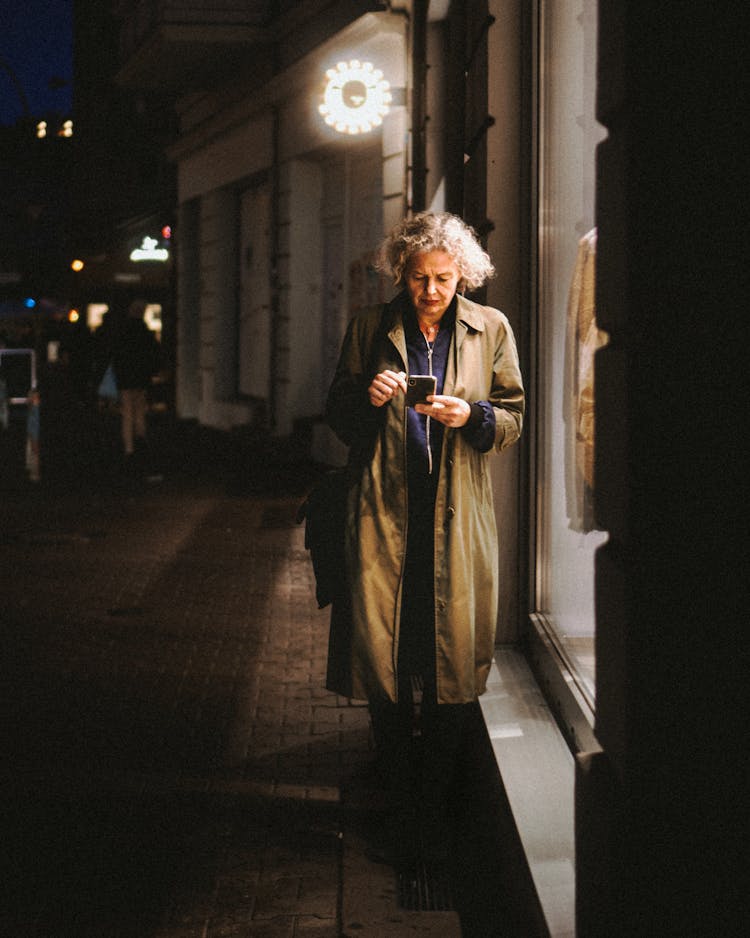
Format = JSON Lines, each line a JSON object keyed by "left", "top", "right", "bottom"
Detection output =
{"left": 377, "top": 212, "right": 495, "bottom": 291}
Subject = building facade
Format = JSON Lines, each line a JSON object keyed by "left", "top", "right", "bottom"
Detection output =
{"left": 113, "top": 2, "right": 745, "bottom": 935}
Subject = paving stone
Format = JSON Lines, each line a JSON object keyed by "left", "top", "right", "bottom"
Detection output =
{"left": 1, "top": 453, "right": 462, "bottom": 938}
{"left": 293, "top": 918, "right": 339, "bottom": 936}
{"left": 245, "top": 917, "right": 295, "bottom": 937}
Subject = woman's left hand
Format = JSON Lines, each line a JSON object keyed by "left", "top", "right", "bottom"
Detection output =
{"left": 415, "top": 395, "right": 471, "bottom": 427}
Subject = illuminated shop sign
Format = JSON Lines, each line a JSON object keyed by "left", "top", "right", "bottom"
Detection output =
{"left": 130, "top": 236, "right": 169, "bottom": 262}
{"left": 319, "top": 60, "right": 392, "bottom": 135}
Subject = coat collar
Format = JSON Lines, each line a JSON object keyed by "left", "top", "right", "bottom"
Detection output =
{"left": 455, "top": 293, "right": 486, "bottom": 332}
{"left": 384, "top": 290, "right": 486, "bottom": 362}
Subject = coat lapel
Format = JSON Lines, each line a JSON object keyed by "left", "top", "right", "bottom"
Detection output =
{"left": 385, "top": 294, "right": 408, "bottom": 367}
{"left": 446, "top": 294, "right": 485, "bottom": 395}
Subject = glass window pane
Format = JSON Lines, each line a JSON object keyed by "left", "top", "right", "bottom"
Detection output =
{"left": 536, "top": 0, "right": 607, "bottom": 701}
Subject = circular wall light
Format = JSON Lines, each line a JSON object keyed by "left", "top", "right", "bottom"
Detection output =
{"left": 319, "top": 60, "right": 392, "bottom": 135}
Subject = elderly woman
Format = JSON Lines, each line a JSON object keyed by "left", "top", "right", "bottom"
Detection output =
{"left": 325, "top": 212, "right": 524, "bottom": 869}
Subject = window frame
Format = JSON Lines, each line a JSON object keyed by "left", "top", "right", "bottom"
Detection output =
{"left": 523, "top": 0, "right": 602, "bottom": 755}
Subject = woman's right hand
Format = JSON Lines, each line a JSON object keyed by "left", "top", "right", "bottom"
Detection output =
{"left": 368, "top": 370, "right": 407, "bottom": 407}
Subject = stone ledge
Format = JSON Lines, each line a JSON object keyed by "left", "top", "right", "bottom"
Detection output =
{"left": 480, "top": 648, "right": 576, "bottom": 938}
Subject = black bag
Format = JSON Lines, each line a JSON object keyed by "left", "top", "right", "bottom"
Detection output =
{"left": 297, "top": 468, "right": 349, "bottom": 608}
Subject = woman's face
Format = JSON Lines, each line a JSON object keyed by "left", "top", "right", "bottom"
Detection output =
{"left": 405, "top": 250, "right": 462, "bottom": 320}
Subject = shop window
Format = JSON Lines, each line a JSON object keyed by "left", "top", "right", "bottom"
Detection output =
{"left": 533, "top": 0, "right": 606, "bottom": 706}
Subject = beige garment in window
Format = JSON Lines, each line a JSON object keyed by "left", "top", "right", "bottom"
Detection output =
{"left": 566, "top": 227, "right": 607, "bottom": 529}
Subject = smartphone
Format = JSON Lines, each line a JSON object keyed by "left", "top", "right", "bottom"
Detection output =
{"left": 405, "top": 374, "right": 437, "bottom": 407}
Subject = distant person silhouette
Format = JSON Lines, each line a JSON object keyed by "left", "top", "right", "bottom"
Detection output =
{"left": 111, "top": 299, "right": 159, "bottom": 461}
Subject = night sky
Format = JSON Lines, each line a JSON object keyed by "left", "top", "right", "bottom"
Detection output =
{"left": 0, "top": 0, "right": 73, "bottom": 126}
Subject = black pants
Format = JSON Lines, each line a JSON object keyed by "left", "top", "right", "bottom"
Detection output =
{"left": 369, "top": 679, "right": 471, "bottom": 865}
{"left": 368, "top": 466, "right": 472, "bottom": 863}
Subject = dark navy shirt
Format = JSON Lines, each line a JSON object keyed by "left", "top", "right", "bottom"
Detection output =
{"left": 404, "top": 303, "right": 452, "bottom": 480}
{"left": 403, "top": 297, "right": 496, "bottom": 483}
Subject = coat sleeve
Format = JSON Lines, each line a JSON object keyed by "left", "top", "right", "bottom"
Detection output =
{"left": 489, "top": 315, "right": 525, "bottom": 451}
{"left": 325, "top": 310, "right": 385, "bottom": 448}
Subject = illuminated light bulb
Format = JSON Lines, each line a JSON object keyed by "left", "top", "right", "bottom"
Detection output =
{"left": 319, "top": 60, "right": 392, "bottom": 135}
{"left": 68, "top": 309, "right": 79, "bottom": 323}
{"left": 71, "top": 259, "right": 84, "bottom": 272}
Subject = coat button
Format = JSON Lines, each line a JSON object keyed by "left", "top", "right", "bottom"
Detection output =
{"left": 446, "top": 506, "right": 455, "bottom": 518}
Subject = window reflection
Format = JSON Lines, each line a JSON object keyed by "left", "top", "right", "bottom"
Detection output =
{"left": 535, "top": 0, "right": 607, "bottom": 702}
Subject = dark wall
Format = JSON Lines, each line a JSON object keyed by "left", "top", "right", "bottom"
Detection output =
{"left": 578, "top": 5, "right": 746, "bottom": 935}
{"left": 72, "top": 0, "right": 176, "bottom": 253}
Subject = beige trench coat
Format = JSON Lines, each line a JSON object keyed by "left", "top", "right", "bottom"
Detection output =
{"left": 325, "top": 292, "right": 524, "bottom": 704}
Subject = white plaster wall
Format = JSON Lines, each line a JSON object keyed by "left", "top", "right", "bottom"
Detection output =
{"left": 382, "top": 106, "right": 409, "bottom": 232}
{"left": 197, "top": 188, "right": 256, "bottom": 429}
{"left": 171, "top": 12, "right": 408, "bottom": 438}
{"left": 176, "top": 199, "right": 201, "bottom": 419}
{"left": 177, "top": 115, "right": 273, "bottom": 203}
{"left": 275, "top": 159, "right": 324, "bottom": 436}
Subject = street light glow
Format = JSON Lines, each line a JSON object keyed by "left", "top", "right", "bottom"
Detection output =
{"left": 36, "top": 119, "right": 73, "bottom": 139}
{"left": 318, "top": 60, "right": 391, "bottom": 135}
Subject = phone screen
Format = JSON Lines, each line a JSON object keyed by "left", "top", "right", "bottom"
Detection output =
{"left": 405, "top": 374, "right": 437, "bottom": 407}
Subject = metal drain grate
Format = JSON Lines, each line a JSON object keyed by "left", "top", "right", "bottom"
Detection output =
{"left": 397, "top": 861, "right": 454, "bottom": 911}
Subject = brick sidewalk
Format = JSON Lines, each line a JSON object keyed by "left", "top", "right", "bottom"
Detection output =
{"left": 1, "top": 463, "right": 461, "bottom": 936}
